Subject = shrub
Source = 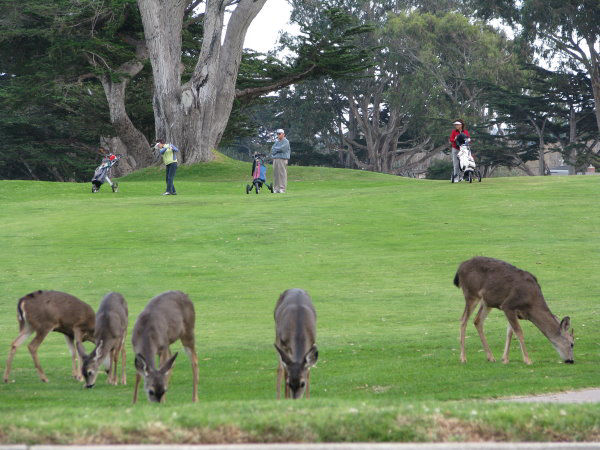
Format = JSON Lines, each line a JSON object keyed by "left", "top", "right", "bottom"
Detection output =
{"left": 426, "top": 159, "right": 453, "bottom": 180}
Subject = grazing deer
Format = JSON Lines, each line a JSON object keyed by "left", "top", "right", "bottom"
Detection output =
{"left": 132, "top": 291, "right": 199, "bottom": 403}
{"left": 454, "top": 256, "right": 574, "bottom": 365}
{"left": 77, "top": 292, "right": 128, "bottom": 388}
{"left": 274, "top": 288, "right": 318, "bottom": 399}
{"left": 3, "top": 290, "right": 95, "bottom": 383}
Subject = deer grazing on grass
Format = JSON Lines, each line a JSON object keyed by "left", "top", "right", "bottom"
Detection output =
{"left": 3, "top": 290, "right": 95, "bottom": 383}
{"left": 274, "top": 288, "right": 318, "bottom": 399}
{"left": 454, "top": 256, "right": 574, "bottom": 365}
{"left": 132, "top": 291, "right": 199, "bottom": 403}
{"left": 77, "top": 292, "right": 128, "bottom": 388}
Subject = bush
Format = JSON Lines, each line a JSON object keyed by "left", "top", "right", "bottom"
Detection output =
{"left": 426, "top": 159, "right": 453, "bottom": 180}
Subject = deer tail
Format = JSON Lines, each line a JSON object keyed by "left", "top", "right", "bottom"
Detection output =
{"left": 453, "top": 271, "right": 460, "bottom": 288}
{"left": 17, "top": 297, "right": 26, "bottom": 329}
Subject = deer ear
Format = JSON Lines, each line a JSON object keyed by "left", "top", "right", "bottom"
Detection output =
{"left": 303, "top": 345, "right": 318, "bottom": 367}
{"left": 135, "top": 353, "right": 149, "bottom": 375}
{"left": 93, "top": 340, "right": 104, "bottom": 362}
{"left": 76, "top": 342, "right": 88, "bottom": 359}
{"left": 274, "top": 344, "right": 292, "bottom": 367}
{"left": 560, "top": 316, "right": 571, "bottom": 332}
{"left": 160, "top": 352, "right": 178, "bottom": 374}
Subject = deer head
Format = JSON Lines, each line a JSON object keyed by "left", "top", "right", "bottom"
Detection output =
{"left": 275, "top": 344, "right": 318, "bottom": 399}
{"left": 77, "top": 340, "right": 108, "bottom": 388}
{"left": 551, "top": 316, "right": 574, "bottom": 363}
{"left": 134, "top": 352, "right": 178, "bottom": 402}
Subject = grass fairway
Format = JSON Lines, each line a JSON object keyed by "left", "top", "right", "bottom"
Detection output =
{"left": 0, "top": 155, "right": 599, "bottom": 443}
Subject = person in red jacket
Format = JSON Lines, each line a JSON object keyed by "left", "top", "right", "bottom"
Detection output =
{"left": 449, "top": 119, "right": 470, "bottom": 182}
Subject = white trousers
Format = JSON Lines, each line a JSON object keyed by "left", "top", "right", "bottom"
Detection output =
{"left": 273, "top": 159, "right": 288, "bottom": 193}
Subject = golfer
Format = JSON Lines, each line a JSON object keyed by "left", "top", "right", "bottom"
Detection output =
{"left": 270, "top": 129, "right": 290, "bottom": 193}
{"left": 154, "top": 139, "right": 179, "bottom": 195}
{"left": 449, "top": 119, "right": 470, "bottom": 182}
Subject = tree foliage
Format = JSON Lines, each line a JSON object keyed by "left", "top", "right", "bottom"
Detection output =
{"left": 469, "top": 0, "right": 600, "bottom": 134}
{"left": 3, "top": 0, "right": 598, "bottom": 180}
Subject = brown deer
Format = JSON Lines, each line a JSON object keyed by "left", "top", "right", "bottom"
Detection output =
{"left": 454, "top": 256, "right": 574, "bottom": 365}
{"left": 77, "top": 292, "right": 128, "bottom": 388}
{"left": 132, "top": 291, "right": 199, "bottom": 403}
{"left": 274, "top": 288, "right": 318, "bottom": 399}
{"left": 3, "top": 290, "right": 95, "bottom": 383}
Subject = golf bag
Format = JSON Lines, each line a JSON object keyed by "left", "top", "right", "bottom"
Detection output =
{"left": 92, "top": 154, "right": 120, "bottom": 192}
{"left": 246, "top": 153, "right": 273, "bottom": 194}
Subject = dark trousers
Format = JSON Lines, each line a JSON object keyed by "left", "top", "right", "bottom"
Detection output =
{"left": 166, "top": 162, "right": 177, "bottom": 194}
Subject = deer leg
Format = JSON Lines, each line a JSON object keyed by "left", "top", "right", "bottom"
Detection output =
{"left": 4, "top": 325, "right": 33, "bottom": 383}
{"left": 120, "top": 336, "right": 127, "bottom": 385}
{"left": 182, "top": 345, "right": 199, "bottom": 403}
{"left": 109, "top": 346, "right": 118, "bottom": 385}
{"left": 72, "top": 329, "right": 87, "bottom": 381}
{"left": 502, "top": 324, "right": 514, "bottom": 364}
{"left": 133, "top": 372, "right": 141, "bottom": 404}
{"left": 473, "top": 303, "right": 496, "bottom": 362}
{"left": 276, "top": 361, "right": 283, "bottom": 399}
{"left": 503, "top": 311, "right": 532, "bottom": 365}
{"left": 159, "top": 349, "right": 172, "bottom": 404}
{"left": 181, "top": 333, "right": 199, "bottom": 403}
{"left": 306, "top": 369, "right": 311, "bottom": 399}
{"left": 459, "top": 297, "right": 480, "bottom": 363}
{"left": 284, "top": 367, "right": 290, "bottom": 399}
{"left": 28, "top": 329, "right": 51, "bottom": 382}
{"left": 64, "top": 335, "right": 79, "bottom": 380}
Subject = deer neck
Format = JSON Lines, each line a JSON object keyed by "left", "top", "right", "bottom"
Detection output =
{"left": 528, "top": 305, "right": 561, "bottom": 340}
{"left": 138, "top": 339, "right": 158, "bottom": 371}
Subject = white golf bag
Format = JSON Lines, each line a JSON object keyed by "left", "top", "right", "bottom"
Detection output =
{"left": 457, "top": 144, "right": 476, "bottom": 174}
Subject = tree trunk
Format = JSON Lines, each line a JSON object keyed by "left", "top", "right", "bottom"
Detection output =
{"left": 591, "top": 68, "right": 600, "bottom": 136}
{"left": 138, "top": 0, "right": 267, "bottom": 164}
{"left": 85, "top": 37, "right": 152, "bottom": 173}
{"left": 586, "top": 40, "right": 600, "bottom": 134}
{"left": 100, "top": 72, "right": 153, "bottom": 168}
{"left": 529, "top": 117, "right": 547, "bottom": 175}
{"left": 137, "top": 0, "right": 186, "bottom": 151}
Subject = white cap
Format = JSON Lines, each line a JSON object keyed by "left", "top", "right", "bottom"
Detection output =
{"left": 452, "top": 121, "right": 462, "bottom": 125}
{"left": 276, "top": 129, "right": 285, "bottom": 134}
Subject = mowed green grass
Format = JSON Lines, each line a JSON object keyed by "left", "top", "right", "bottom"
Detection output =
{"left": 0, "top": 155, "right": 599, "bottom": 443}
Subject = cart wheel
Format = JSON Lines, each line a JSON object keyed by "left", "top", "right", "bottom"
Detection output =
{"left": 246, "top": 184, "right": 251, "bottom": 194}
{"left": 268, "top": 183, "right": 274, "bottom": 193}
{"left": 451, "top": 174, "right": 456, "bottom": 183}
{"left": 476, "top": 170, "right": 482, "bottom": 182}
{"left": 467, "top": 172, "right": 472, "bottom": 183}
{"left": 112, "top": 182, "right": 119, "bottom": 193}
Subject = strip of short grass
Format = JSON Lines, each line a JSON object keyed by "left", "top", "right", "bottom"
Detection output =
{"left": 1, "top": 400, "right": 599, "bottom": 444}
{"left": 0, "top": 157, "right": 599, "bottom": 443}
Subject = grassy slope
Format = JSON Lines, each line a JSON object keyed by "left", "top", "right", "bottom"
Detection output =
{"left": 0, "top": 155, "right": 599, "bottom": 443}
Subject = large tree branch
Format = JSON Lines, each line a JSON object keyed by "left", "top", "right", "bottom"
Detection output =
{"left": 235, "top": 64, "right": 317, "bottom": 101}
{"left": 185, "top": 0, "right": 203, "bottom": 15}
{"left": 539, "top": 31, "right": 590, "bottom": 69}
{"left": 392, "top": 142, "right": 442, "bottom": 175}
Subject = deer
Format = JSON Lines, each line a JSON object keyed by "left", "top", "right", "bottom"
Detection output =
{"left": 274, "top": 288, "right": 318, "bottom": 399}
{"left": 131, "top": 290, "right": 199, "bottom": 403}
{"left": 77, "top": 292, "right": 128, "bottom": 388}
{"left": 454, "top": 256, "right": 574, "bottom": 365}
{"left": 3, "top": 290, "right": 95, "bottom": 383}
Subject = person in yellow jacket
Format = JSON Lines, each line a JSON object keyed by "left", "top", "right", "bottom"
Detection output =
{"left": 154, "top": 139, "right": 179, "bottom": 195}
